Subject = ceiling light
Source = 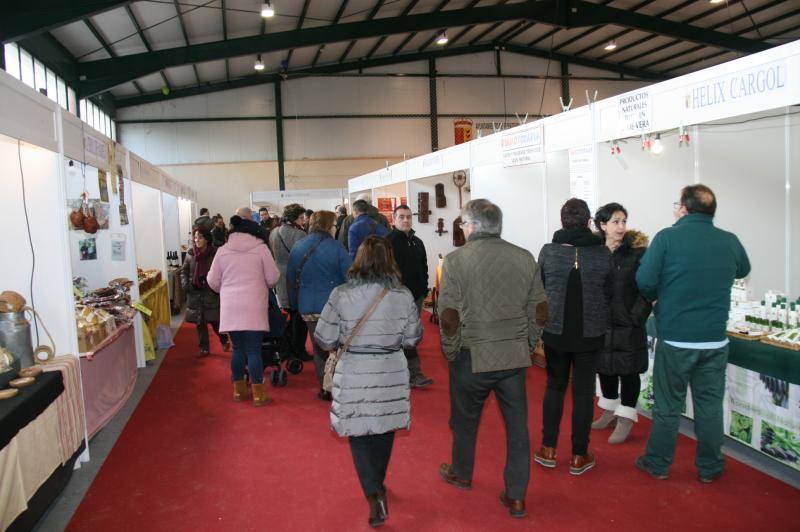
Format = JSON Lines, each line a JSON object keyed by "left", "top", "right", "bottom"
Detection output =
{"left": 261, "top": 2, "right": 275, "bottom": 17}
{"left": 651, "top": 133, "right": 664, "bottom": 155}
{"left": 436, "top": 31, "right": 449, "bottom": 46}
{"left": 604, "top": 40, "right": 617, "bottom": 51}
{"left": 254, "top": 55, "right": 265, "bottom": 71}
{"left": 709, "top": 0, "right": 725, "bottom": 4}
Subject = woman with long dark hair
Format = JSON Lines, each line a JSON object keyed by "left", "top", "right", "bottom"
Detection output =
{"left": 180, "top": 227, "right": 228, "bottom": 356}
{"left": 314, "top": 236, "right": 422, "bottom": 528}
{"left": 591, "top": 202, "right": 652, "bottom": 444}
{"left": 535, "top": 198, "right": 613, "bottom": 475}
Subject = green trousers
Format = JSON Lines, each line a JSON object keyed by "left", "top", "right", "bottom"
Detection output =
{"left": 644, "top": 341, "right": 728, "bottom": 477}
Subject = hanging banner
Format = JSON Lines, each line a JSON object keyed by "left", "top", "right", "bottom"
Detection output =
{"left": 454, "top": 118, "right": 474, "bottom": 145}
{"left": 501, "top": 123, "right": 544, "bottom": 167}
{"left": 568, "top": 145, "right": 597, "bottom": 215}
{"left": 617, "top": 89, "right": 652, "bottom": 137}
{"left": 680, "top": 59, "right": 790, "bottom": 124}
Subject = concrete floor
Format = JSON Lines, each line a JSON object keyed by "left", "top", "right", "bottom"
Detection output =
{"left": 33, "top": 315, "right": 799, "bottom": 530}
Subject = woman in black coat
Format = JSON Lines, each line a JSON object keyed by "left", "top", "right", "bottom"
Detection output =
{"left": 535, "top": 199, "right": 613, "bottom": 476}
{"left": 591, "top": 203, "right": 652, "bottom": 445}
{"left": 181, "top": 227, "right": 230, "bottom": 356}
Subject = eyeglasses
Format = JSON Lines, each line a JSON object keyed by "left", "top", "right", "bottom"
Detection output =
{"left": 459, "top": 220, "right": 472, "bottom": 228}
{"left": 672, "top": 201, "right": 681, "bottom": 210}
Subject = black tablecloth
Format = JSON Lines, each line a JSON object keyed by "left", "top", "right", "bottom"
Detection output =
{"left": 0, "top": 371, "right": 64, "bottom": 449}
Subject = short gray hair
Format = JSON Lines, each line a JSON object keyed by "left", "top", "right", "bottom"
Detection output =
{"left": 236, "top": 206, "right": 253, "bottom": 219}
{"left": 462, "top": 199, "right": 502, "bottom": 236}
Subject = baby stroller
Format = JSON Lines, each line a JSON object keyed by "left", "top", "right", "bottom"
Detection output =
{"left": 262, "top": 289, "right": 304, "bottom": 387}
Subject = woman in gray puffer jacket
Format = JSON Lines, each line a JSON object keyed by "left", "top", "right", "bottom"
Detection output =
{"left": 314, "top": 236, "right": 422, "bottom": 528}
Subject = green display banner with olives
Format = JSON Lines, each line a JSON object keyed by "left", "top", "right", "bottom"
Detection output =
{"left": 637, "top": 337, "right": 799, "bottom": 471}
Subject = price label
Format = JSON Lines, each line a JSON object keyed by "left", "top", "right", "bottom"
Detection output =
{"left": 133, "top": 302, "right": 152, "bottom": 317}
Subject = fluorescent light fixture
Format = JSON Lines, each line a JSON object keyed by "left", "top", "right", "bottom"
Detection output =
{"left": 604, "top": 40, "right": 617, "bottom": 51}
{"left": 709, "top": 0, "right": 725, "bottom": 4}
{"left": 261, "top": 2, "right": 275, "bottom": 17}
{"left": 436, "top": 31, "right": 449, "bottom": 45}
{"left": 254, "top": 55, "right": 265, "bottom": 71}
{"left": 651, "top": 133, "right": 664, "bottom": 155}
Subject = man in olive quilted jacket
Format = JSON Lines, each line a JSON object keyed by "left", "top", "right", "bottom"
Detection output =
{"left": 436, "top": 199, "right": 548, "bottom": 518}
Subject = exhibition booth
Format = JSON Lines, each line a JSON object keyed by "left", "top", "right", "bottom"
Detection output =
{"left": 0, "top": 67, "right": 196, "bottom": 527}
{"left": 348, "top": 40, "right": 800, "bottom": 472}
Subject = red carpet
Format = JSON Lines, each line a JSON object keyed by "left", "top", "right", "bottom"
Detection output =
{"left": 68, "top": 316, "right": 799, "bottom": 531}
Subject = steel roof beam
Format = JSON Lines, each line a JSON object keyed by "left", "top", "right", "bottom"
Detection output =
{"left": 0, "top": 0, "right": 131, "bottom": 43}
{"left": 115, "top": 41, "right": 664, "bottom": 108}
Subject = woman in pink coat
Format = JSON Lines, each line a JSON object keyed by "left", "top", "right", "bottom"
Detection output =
{"left": 207, "top": 214, "right": 280, "bottom": 406}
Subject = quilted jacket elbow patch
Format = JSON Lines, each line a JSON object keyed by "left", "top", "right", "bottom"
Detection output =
{"left": 441, "top": 308, "right": 460, "bottom": 336}
{"left": 535, "top": 301, "right": 548, "bottom": 327}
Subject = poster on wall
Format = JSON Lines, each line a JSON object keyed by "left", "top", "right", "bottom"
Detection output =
{"left": 377, "top": 197, "right": 394, "bottom": 223}
{"left": 98, "top": 170, "right": 109, "bottom": 202}
{"left": 79, "top": 238, "right": 97, "bottom": 260}
{"left": 111, "top": 235, "right": 126, "bottom": 262}
{"left": 568, "top": 145, "right": 597, "bottom": 215}
{"left": 501, "top": 124, "right": 544, "bottom": 167}
{"left": 617, "top": 89, "right": 652, "bottom": 137}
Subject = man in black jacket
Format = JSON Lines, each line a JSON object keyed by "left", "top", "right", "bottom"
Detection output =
{"left": 387, "top": 205, "right": 433, "bottom": 388}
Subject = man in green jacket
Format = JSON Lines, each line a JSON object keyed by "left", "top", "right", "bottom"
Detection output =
{"left": 437, "top": 199, "right": 548, "bottom": 518}
{"left": 635, "top": 184, "right": 750, "bottom": 483}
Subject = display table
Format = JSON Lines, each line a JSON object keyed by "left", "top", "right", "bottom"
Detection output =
{"left": 0, "top": 371, "right": 77, "bottom": 531}
{"left": 138, "top": 279, "right": 170, "bottom": 361}
{"left": 645, "top": 319, "right": 800, "bottom": 384}
{"left": 644, "top": 318, "right": 800, "bottom": 472}
{"left": 79, "top": 323, "right": 137, "bottom": 438}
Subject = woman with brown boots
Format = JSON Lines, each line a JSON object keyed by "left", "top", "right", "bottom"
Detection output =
{"left": 314, "top": 236, "right": 422, "bottom": 527}
{"left": 207, "top": 214, "right": 280, "bottom": 406}
{"left": 591, "top": 203, "right": 652, "bottom": 444}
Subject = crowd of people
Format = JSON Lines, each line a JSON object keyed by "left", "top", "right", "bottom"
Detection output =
{"left": 179, "top": 183, "right": 749, "bottom": 527}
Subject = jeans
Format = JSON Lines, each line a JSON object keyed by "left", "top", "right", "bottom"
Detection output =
{"left": 598, "top": 373, "right": 641, "bottom": 408}
{"left": 349, "top": 431, "right": 396, "bottom": 497}
{"left": 305, "top": 320, "right": 329, "bottom": 388}
{"left": 644, "top": 341, "right": 728, "bottom": 477}
{"left": 195, "top": 317, "right": 228, "bottom": 350}
{"left": 449, "top": 349, "right": 530, "bottom": 500}
{"left": 542, "top": 344, "right": 599, "bottom": 455}
{"left": 229, "top": 330, "right": 265, "bottom": 385}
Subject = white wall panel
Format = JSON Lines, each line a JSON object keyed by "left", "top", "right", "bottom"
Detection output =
{"left": 116, "top": 85, "right": 275, "bottom": 120}
{"left": 436, "top": 52, "right": 497, "bottom": 75}
{"left": 283, "top": 77, "right": 430, "bottom": 115}
{"left": 698, "top": 114, "right": 787, "bottom": 297}
{"left": 284, "top": 118, "right": 429, "bottom": 160}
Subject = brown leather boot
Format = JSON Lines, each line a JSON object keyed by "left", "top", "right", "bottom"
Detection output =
{"left": 233, "top": 380, "right": 249, "bottom": 402}
{"left": 251, "top": 383, "right": 272, "bottom": 407}
{"left": 499, "top": 491, "right": 526, "bottom": 518}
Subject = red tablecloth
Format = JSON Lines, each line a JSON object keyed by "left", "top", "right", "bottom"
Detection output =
{"left": 79, "top": 323, "right": 137, "bottom": 438}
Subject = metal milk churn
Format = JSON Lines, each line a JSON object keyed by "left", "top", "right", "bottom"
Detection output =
{"left": 0, "top": 310, "right": 35, "bottom": 370}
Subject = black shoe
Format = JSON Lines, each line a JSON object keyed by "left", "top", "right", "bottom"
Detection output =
{"left": 635, "top": 456, "right": 669, "bottom": 480}
{"left": 367, "top": 494, "right": 386, "bottom": 527}
{"left": 698, "top": 470, "right": 724, "bottom": 483}
{"left": 317, "top": 388, "right": 332, "bottom": 401}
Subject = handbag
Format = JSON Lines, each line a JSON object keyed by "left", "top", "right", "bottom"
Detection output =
{"left": 323, "top": 288, "right": 388, "bottom": 393}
